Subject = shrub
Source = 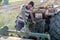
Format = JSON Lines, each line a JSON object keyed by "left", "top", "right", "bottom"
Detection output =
{"left": 0, "top": 0, "right": 2, "bottom": 3}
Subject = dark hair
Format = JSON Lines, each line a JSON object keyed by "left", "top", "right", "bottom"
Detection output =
{"left": 29, "top": 1, "right": 34, "bottom": 7}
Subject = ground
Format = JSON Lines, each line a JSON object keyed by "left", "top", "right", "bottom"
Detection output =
{"left": 0, "top": 36, "right": 32, "bottom": 40}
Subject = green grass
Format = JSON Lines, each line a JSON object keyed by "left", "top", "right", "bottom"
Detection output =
{"left": 0, "top": 0, "right": 24, "bottom": 36}
{"left": 0, "top": 0, "right": 2, "bottom": 3}
{"left": 0, "top": 0, "right": 24, "bottom": 5}
{"left": 0, "top": 10, "right": 18, "bottom": 30}
{"left": 9, "top": 0, "right": 24, "bottom": 3}
{"left": 0, "top": 10, "right": 19, "bottom": 36}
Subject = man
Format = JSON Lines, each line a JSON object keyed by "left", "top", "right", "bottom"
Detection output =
{"left": 15, "top": 1, "right": 35, "bottom": 31}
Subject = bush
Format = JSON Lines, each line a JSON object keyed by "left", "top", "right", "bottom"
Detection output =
{"left": 0, "top": 0, "right": 2, "bottom": 3}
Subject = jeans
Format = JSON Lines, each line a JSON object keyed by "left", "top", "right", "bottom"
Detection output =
{"left": 15, "top": 21, "right": 24, "bottom": 31}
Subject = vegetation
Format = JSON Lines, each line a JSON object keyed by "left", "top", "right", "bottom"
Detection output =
{"left": 0, "top": 10, "right": 18, "bottom": 30}
{"left": 0, "top": 0, "right": 2, "bottom": 3}
{"left": 0, "top": 0, "right": 24, "bottom": 36}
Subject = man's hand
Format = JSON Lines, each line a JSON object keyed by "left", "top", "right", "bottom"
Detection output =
{"left": 32, "top": 21, "right": 36, "bottom": 24}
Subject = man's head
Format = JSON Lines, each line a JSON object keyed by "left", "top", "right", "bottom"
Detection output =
{"left": 27, "top": 1, "right": 34, "bottom": 9}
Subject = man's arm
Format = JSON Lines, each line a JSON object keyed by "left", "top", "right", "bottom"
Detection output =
{"left": 30, "top": 12, "right": 35, "bottom": 23}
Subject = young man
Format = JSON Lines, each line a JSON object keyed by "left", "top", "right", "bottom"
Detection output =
{"left": 15, "top": 1, "right": 35, "bottom": 31}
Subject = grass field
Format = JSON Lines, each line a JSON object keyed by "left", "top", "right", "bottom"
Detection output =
{"left": 0, "top": 10, "right": 18, "bottom": 30}
{"left": 9, "top": 0, "right": 24, "bottom": 3}
{"left": 0, "top": 0, "right": 24, "bottom": 5}
{"left": 2, "top": 0, "right": 24, "bottom": 3}
{"left": 0, "top": 0, "right": 25, "bottom": 29}
{"left": 0, "top": 0, "right": 24, "bottom": 36}
{"left": 0, "top": 9, "right": 19, "bottom": 36}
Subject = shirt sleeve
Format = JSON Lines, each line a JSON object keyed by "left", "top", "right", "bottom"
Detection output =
{"left": 20, "top": 4, "right": 26, "bottom": 11}
{"left": 29, "top": 8, "right": 33, "bottom": 13}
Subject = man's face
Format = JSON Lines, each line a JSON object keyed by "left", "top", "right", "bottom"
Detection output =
{"left": 27, "top": 4, "right": 33, "bottom": 9}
